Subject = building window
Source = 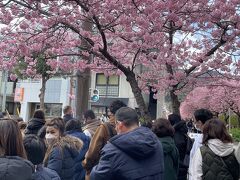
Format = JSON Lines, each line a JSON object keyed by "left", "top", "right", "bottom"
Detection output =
{"left": 96, "top": 73, "right": 119, "bottom": 97}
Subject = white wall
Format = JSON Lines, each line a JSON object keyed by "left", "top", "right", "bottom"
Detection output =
{"left": 18, "top": 78, "right": 70, "bottom": 121}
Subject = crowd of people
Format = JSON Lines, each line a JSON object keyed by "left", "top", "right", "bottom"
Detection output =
{"left": 0, "top": 100, "right": 239, "bottom": 180}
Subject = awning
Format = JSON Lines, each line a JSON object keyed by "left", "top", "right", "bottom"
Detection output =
{"left": 91, "top": 97, "right": 129, "bottom": 107}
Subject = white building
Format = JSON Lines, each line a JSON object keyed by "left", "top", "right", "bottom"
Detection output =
{"left": 17, "top": 72, "right": 140, "bottom": 121}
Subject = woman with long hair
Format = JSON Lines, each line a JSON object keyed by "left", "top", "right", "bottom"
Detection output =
{"left": 0, "top": 119, "right": 34, "bottom": 180}
{"left": 44, "top": 117, "right": 83, "bottom": 180}
{"left": 190, "top": 119, "right": 239, "bottom": 180}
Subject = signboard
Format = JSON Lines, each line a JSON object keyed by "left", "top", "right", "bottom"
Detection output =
{"left": 14, "top": 88, "right": 24, "bottom": 102}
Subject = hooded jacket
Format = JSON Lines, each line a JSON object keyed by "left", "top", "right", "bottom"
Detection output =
{"left": 0, "top": 156, "right": 34, "bottom": 180}
{"left": 25, "top": 118, "right": 45, "bottom": 135}
{"left": 90, "top": 127, "right": 164, "bottom": 180}
{"left": 45, "top": 135, "right": 83, "bottom": 180}
{"left": 159, "top": 136, "right": 179, "bottom": 180}
{"left": 189, "top": 139, "right": 239, "bottom": 180}
{"left": 66, "top": 130, "right": 91, "bottom": 180}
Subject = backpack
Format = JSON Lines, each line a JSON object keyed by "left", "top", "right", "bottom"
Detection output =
{"left": 183, "top": 134, "right": 194, "bottom": 167}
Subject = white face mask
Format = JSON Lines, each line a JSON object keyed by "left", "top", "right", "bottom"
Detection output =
{"left": 45, "top": 133, "right": 56, "bottom": 139}
{"left": 45, "top": 134, "right": 57, "bottom": 145}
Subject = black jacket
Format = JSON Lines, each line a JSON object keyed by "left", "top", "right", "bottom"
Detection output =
{"left": 63, "top": 114, "right": 73, "bottom": 123}
{"left": 173, "top": 121, "right": 188, "bottom": 180}
{"left": 90, "top": 127, "right": 164, "bottom": 180}
{"left": 25, "top": 118, "right": 45, "bottom": 135}
{"left": 0, "top": 156, "right": 34, "bottom": 180}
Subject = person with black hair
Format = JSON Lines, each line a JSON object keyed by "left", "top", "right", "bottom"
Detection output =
{"left": 65, "top": 119, "right": 90, "bottom": 180}
{"left": 152, "top": 118, "right": 179, "bottom": 180}
{"left": 189, "top": 108, "right": 213, "bottom": 180}
{"left": 90, "top": 107, "right": 164, "bottom": 180}
{"left": 82, "top": 110, "right": 101, "bottom": 138}
{"left": 25, "top": 109, "right": 46, "bottom": 135}
{"left": 23, "top": 134, "right": 60, "bottom": 180}
{"left": 168, "top": 113, "right": 190, "bottom": 180}
{"left": 83, "top": 100, "right": 126, "bottom": 180}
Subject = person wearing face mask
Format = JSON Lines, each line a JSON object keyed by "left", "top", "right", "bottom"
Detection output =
{"left": 189, "top": 119, "right": 239, "bottom": 180}
{"left": 82, "top": 100, "right": 126, "bottom": 180}
{"left": 43, "top": 117, "right": 83, "bottom": 180}
{"left": 188, "top": 109, "right": 213, "bottom": 180}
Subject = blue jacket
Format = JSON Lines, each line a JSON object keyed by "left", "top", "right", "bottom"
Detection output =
{"left": 66, "top": 130, "right": 90, "bottom": 180}
{"left": 90, "top": 127, "right": 165, "bottom": 180}
{"left": 0, "top": 156, "right": 34, "bottom": 180}
{"left": 46, "top": 136, "right": 82, "bottom": 180}
{"left": 32, "top": 164, "right": 60, "bottom": 180}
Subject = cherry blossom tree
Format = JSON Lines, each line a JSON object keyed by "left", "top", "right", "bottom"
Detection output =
{"left": 0, "top": 0, "right": 240, "bottom": 121}
{"left": 180, "top": 80, "right": 240, "bottom": 126}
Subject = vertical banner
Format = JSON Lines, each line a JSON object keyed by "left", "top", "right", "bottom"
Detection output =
{"left": 14, "top": 88, "right": 24, "bottom": 102}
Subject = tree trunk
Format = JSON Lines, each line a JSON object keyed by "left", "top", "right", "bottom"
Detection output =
{"left": 223, "top": 112, "right": 229, "bottom": 124}
{"left": 75, "top": 68, "right": 90, "bottom": 121}
{"left": 170, "top": 89, "right": 180, "bottom": 115}
{"left": 39, "top": 75, "right": 47, "bottom": 110}
{"left": 75, "top": 17, "right": 92, "bottom": 122}
{"left": 126, "top": 71, "right": 152, "bottom": 124}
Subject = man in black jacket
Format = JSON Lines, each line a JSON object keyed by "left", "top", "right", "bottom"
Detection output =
{"left": 63, "top": 105, "right": 73, "bottom": 123}
{"left": 90, "top": 107, "right": 164, "bottom": 180}
{"left": 169, "top": 113, "right": 189, "bottom": 180}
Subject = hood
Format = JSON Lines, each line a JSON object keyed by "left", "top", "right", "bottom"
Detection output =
{"left": 0, "top": 156, "right": 34, "bottom": 180}
{"left": 174, "top": 121, "right": 188, "bottom": 134}
{"left": 59, "top": 135, "right": 83, "bottom": 158}
{"left": 110, "top": 127, "right": 160, "bottom": 159}
{"left": 208, "top": 139, "right": 234, "bottom": 157}
{"left": 159, "top": 136, "right": 176, "bottom": 154}
{"left": 27, "top": 118, "right": 45, "bottom": 130}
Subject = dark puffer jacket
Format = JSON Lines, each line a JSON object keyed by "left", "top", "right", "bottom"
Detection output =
{"left": 159, "top": 136, "right": 179, "bottom": 180}
{"left": 25, "top": 118, "right": 45, "bottom": 135}
{"left": 45, "top": 136, "right": 83, "bottom": 180}
{"left": 66, "top": 130, "right": 90, "bottom": 180}
{"left": 90, "top": 127, "right": 164, "bottom": 180}
{"left": 32, "top": 164, "right": 60, "bottom": 180}
{"left": 0, "top": 156, "right": 34, "bottom": 180}
{"left": 173, "top": 121, "right": 188, "bottom": 180}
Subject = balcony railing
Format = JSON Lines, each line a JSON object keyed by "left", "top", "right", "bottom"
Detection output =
{"left": 96, "top": 85, "right": 119, "bottom": 97}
